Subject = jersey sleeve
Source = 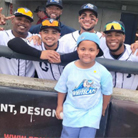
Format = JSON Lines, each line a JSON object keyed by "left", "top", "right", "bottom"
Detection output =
{"left": 8, "top": 37, "right": 41, "bottom": 58}
{"left": 60, "top": 50, "right": 79, "bottom": 62}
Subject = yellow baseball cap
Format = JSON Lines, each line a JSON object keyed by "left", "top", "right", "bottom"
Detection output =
{"left": 104, "top": 21, "right": 125, "bottom": 34}
{"left": 40, "top": 18, "right": 61, "bottom": 32}
{"left": 14, "top": 7, "right": 33, "bottom": 22}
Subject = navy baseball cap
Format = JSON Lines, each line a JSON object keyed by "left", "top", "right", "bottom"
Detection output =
{"left": 79, "top": 3, "right": 98, "bottom": 17}
{"left": 34, "top": 6, "right": 45, "bottom": 13}
{"left": 46, "top": 0, "right": 63, "bottom": 9}
{"left": 77, "top": 32, "right": 103, "bottom": 57}
{"left": 40, "top": 18, "right": 61, "bottom": 32}
{"left": 14, "top": 7, "right": 33, "bottom": 22}
{"left": 104, "top": 21, "right": 125, "bottom": 34}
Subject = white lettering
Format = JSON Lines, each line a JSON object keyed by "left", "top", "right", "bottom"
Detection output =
{"left": 28, "top": 106, "right": 34, "bottom": 115}
{"left": 20, "top": 106, "right": 27, "bottom": 114}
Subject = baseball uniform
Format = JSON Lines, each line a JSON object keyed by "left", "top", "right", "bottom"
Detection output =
{"left": 101, "top": 43, "right": 138, "bottom": 90}
{"left": 0, "top": 30, "right": 35, "bottom": 77}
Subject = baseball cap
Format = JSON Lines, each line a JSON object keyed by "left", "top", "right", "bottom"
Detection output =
{"left": 14, "top": 7, "right": 33, "bottom": 22}
{"left": 77, "top": 32, "right": 103, "bottom": 57}
{"left": 79, "top": 3, "right": 98, "bottom": 17}
{"left": 104, "top": 21, "right": 125, "bottom": 34}
{"left": 46, "top": 0, "right": 63, "bottom": 9}
{"left": 34, "top": 6, "right": 45, "bottom": 13}
{"left": 40, "top": 18, "right": 61, "bottom": 32}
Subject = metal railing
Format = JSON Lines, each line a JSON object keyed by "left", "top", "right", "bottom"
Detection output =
{"left": 0, "top": 45, "right": 138, "bottom": 74}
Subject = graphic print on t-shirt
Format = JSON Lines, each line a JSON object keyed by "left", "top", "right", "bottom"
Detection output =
{"left": 72, "top": 79, "right": 97, "bottom": 97}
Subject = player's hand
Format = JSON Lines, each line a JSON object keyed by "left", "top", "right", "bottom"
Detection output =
{"left": 40, "top": 50, "right": 60, "bottom": 61}
{"left": 0, "top": 7, "right": 15, "bottom": 30}
{"left": 131, "top": 40, "right": 138, "bottom": 56}
{"left": 56, "top": 106, "right": 63, "bottom": 120}
{"left": 48, "top": 56, "right": 61, "bottom": 63}
{"left": 27, "top": 35, "right": 41, "bottom": 45}
{"left": 100, "top": 31, "right": 105, "bottom": 37}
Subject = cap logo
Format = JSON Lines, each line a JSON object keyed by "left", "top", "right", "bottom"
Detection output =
{"left": 50, "top": 0, "right": 59, "bottom": 3}
{"left": 49, "top": 19, "right": 54, "bottom": 23}
{"left": 14, "top": 7, "right": 33, "bottom": 21}
{"left": 84, "top": 3, "right": 94, "bottom": 9}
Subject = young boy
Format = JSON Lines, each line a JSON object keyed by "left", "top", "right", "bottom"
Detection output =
{"left": 55, "top": 32, "right": 113, "bottom": 138}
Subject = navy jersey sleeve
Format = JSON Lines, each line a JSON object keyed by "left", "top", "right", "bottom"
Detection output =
{"left": 8, "top": 37, "right": 41, "bottom": 58}
{"left": 60, "top": 50, "right": 79, "bottom": 62}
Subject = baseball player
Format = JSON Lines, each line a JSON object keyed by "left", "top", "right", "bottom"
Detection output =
{"left": 102, "top": 21, "right": 138, "bottom": 90}
{"left": 8, "top": 18, "right": 75, "bottom": 80}
{"left": 0, "top": 7, "right": 35, "bottom": 77}
{"left": 29, "top": 0, "right": 75, "bottom": 37}
{"left": 58, "top": 3, "right": 106, "bottom": 60}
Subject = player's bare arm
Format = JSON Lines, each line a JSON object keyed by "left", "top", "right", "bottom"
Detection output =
{"left": 27, "top": 34, "right": 42, "bottom": 45}
{"left": 0, "top": 7, "right": 15, "bottom": 30}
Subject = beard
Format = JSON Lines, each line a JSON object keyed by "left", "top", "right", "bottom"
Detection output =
{"left": 107, "top": 42, "right": 123, "bottom": 53}
{"left": 44, "top": 42, "right": 57, "bottom": 49}
{"left": 81, "top": 25, "right": 95, "bottom": 32}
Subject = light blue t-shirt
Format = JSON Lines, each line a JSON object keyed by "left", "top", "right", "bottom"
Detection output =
{"left": 54, "top": 61, "right": 113, "bottom": 129}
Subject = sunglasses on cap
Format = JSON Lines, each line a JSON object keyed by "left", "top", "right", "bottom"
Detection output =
{"left": 15, "top": 8, "right": 33, "bottom": 19}
{"left": 105, "top": 22, "right": 125, "bottom": 33}
{"left": 42, "top": 19, "right": 59, "bottom": 27}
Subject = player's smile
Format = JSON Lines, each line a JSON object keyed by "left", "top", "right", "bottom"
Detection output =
{"left": 83, "top": 21, "right": 92, "bottom": 27}
{"left": 18, "top": 25, "right": 26, "bottom": 31}
{"left": 50, "top": 13, "right": 57, "bottom": 18}
{"left": 108, "top": 41, "right": 119, "bottom": 48}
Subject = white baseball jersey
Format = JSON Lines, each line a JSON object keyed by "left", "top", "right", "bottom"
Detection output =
{"left": 0, "top": 30, "right": 35, "bottom": 77}
{"left": 59, "top": 30, "right": 107, "bottom": 51}
{"left": 101, "top": 44, "right": 138, "bottom": 90}
{"left": 28, "top": 40, "right": 74, "bottom": 80}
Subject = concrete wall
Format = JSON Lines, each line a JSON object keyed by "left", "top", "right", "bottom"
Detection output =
{"left": 1, "top": 74, "right": 138, "bottom": 102}
{"left": 1, "top": 0, "right": 138, "bottom": 31}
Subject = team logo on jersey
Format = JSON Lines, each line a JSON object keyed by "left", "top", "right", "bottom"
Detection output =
{"left": 72, "top": 79, "right": 97, "bottom": 96}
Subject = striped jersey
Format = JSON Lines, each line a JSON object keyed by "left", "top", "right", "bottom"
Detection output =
{"left": 0, "top": 30, "right": 35, "bottom": 77}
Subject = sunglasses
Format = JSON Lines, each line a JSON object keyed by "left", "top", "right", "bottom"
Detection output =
{"left": 16, "top": 8, "right": 33, "bottom": 18}
{"left": 42, "top": 20, "right": 59, "bottom": 27}
{"left": 105, "top": 23, "right": 125, "bottom": 32}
